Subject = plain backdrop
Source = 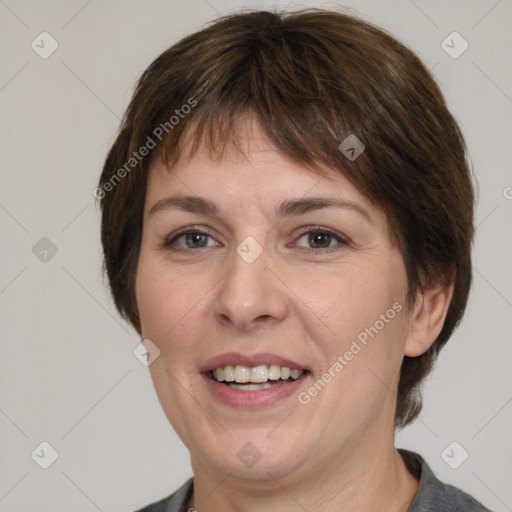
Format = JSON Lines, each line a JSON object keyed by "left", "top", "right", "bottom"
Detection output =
{"left": 0, "top": 1, "right": 510, "bottom": 511}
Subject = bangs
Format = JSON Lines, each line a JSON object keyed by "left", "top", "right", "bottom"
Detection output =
{"left": 128, "top": 9, "right": 373, "bottom": 180}
{"left": 153, "top": 106, "right": 340, "bottom": 180}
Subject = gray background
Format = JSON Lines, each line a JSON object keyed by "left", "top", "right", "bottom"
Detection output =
{"left": 0, "top": 0, "right": 510, "bottom": 511}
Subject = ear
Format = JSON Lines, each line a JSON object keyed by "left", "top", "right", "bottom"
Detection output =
{"left": 404, "top": 282, "right": 454, "bottom": 357}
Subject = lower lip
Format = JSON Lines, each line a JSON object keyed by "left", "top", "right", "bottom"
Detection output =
{"left": 202, "top": 373, "right": 309, "bottom": 408}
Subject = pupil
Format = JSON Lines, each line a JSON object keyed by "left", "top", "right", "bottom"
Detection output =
{"left": 310, "top": 232, "right": 330, "bottom": 248}
{"left": 186, "top": 233, "right": 207, "bottom": 248}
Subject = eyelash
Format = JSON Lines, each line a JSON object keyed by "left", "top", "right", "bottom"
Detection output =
{"left": 162, "top": 226, "right": 349, "bottom": 254}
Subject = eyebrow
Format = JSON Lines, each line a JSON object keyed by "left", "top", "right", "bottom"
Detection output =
{"left": 147, "top": 195, "right": 373, "bottom": 222}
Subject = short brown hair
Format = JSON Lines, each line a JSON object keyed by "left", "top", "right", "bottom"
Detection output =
{"left": 98, "top": 9, "right": 474, "bottom": 428}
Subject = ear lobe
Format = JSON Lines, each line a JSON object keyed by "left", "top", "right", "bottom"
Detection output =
{"left": 404, "top": 282, "right": 454, "bottom": 357}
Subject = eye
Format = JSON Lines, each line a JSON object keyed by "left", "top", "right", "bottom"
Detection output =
{"left": 295, "top": 228, "right": 348, "bottom": 251}
{"left": 164, "top": 229, "right": 219, "bottom": 250}
{"left": 162, "top": 227, "right": 348, "bottom": 252}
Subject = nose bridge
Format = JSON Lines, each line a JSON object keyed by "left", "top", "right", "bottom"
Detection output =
{"left": 213, "top": 238, "right": 288, "bottom": 329}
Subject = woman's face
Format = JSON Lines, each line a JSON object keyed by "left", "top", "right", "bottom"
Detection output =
{"left": 136, "top": 122, "right": 414, "bottom": 484}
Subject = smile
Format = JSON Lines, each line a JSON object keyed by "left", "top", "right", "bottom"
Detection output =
{"left": 210, "top": 364, "right": 306, "bottom": 390}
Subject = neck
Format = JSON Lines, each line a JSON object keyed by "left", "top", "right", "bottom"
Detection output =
{"left": 189, "top": 437, "right": 419, "bottom": 512}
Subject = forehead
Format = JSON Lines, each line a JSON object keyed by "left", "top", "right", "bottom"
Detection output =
{"left": 142, "top": 119, "right": 397, "bottom": 248}
{"left": 146, "top": 118, "right": 373, "bottom": 211}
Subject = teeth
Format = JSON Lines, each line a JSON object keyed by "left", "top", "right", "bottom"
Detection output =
{"left": 223, "top": 365, "right": 235, "bottom": 382}
{"left": 290, "top": 369, "right": 302, "bottom": 379}
{"left": 211, "top": 364, "right": 305, "bottom": 384}
{"left": 268, "top": 364, "right": 281, "bottom": 380}
{"left": 251, "top": 365, "right": 268, "bottom": 383}
{"left": 228, "top": 382, "right": 274, "bottom": 391}
{"left": 234, "top": 365, "right": 250, "bottom": 383}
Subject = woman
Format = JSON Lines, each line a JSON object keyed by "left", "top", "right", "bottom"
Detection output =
{"left": 98, "top": 9, "right": 491, "bottom": 511}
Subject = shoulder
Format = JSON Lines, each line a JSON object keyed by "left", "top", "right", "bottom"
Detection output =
{"left": 134, "top": 477, "right": 194, "bottom": 512}
{"left": 399, "top": 449, "right": 493, "bottom": 512}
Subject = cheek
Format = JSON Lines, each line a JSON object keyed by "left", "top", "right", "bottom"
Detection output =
{"left": 302, "top": 260, "right": 408, "bottom": 375}
{"left": 136, "top": 254, "right": 204, "bottom": 342}
{"left": 306, "top": 269, "right": 408, "bottom": 405}
{"left": 301, "top": 262, "right": 400, "bottom": 333}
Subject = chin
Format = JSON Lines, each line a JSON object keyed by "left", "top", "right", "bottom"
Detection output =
{"left": 192, "top": 429, "right": 311, "bottom": 484}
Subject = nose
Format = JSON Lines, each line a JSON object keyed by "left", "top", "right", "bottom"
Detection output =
{"left": 212, "top": 244, "right": 289, "bottom": 331}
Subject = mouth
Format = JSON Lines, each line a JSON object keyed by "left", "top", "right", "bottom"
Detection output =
{"left": 200, "top": 352, "right": 311, "bottom": 407}
{"left": 208, "top": 364, "right": 309, "bottom": 391}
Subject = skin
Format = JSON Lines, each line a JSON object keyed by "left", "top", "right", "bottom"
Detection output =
{"left": 135, "top": 119, "right": 453, "bottom": 512}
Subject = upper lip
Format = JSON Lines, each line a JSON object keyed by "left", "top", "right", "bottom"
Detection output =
{"left": 200, "top": 352, "right": 309, "bottom": 373}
